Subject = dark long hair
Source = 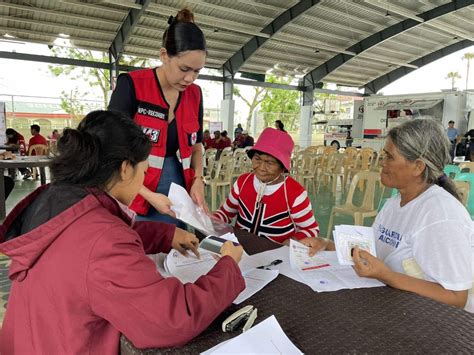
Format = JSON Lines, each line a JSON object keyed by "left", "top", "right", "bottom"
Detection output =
{"left": 162, "top": 8, "right": 206, "bottom": 57}
{"left": 50, "top": 110, "right": 151, "bottom": 188}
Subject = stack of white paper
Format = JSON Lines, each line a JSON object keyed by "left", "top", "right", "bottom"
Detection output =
{"left": 164, "top": 249, "right": 217, "bottom": 283}
{"left": 202, "top": 315, "right": 302, "bottom": 355}
{"left": 163, "top": 247, "right": 279, "bottom": 303}
{"left": 333, "top": 225, "right": 377, "bottom": 265}
{"left": 288, "top": 239, "right": 384, "bottom": 292}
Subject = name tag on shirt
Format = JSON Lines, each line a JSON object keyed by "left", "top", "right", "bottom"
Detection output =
{"left": 136, "top": 101, "right": 168, "bottom": 121}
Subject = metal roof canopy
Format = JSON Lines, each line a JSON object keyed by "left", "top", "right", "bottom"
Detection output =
{"left": 0, "top": 0, "right": 473, "bottom": 95}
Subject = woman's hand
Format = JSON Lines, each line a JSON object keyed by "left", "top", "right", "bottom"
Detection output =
{"left": 352, "top": 246, "right": 392, "bottom": 280}
{"left": 190, "top": 177, "right": 209, "bottom": 213}
{"left": 147, "top": 192, "right": 176, "bottom": 217}
{"left": 220, "top": 241, "right": 243, "bottom": 264}
{"left": 172, "top": 228, "right": 200, "bottom": 258}
{"left": 299, "top": 237, "right": 329, "bottom": 257}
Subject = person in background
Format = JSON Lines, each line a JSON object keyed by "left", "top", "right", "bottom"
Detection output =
{"left": 220, "top": 130, "right": 232, "bottom": 148}
{"left": 5, "top": 128, "right": 29, "bottom": 179}
{"left": 203, "top": 129, "right": 213, "bottom": 149}
{"left": 214, "top": 128, "right": 322, "bottom": 255}
{"left": 48, "top": 129, "right": 60, "bottom": 141}
{"left": 320, "top": 119, "right": 473, "bottom": 312}
{"left": 234, "top": 123, "right": 243, "bottom": 139}
{"left": 28, "top": 124, "right": 48, "bottom": 153}
{"left": 0, "top": 110, "right": 245, "bottom": 354}
{"left": 464, "top": 128, "right": 474, "bottom": 161}
{"left": 108, "top": 8, "right": 207, "bottom": 226}
{"left": 236, "top": 130, "right": 254, "bottom": 148}
{"left": 274, "top": 120, "right": 286, "bottom": 132}
{"left": 212, "top": 130, "right": 231, "bottom": 150}
{"left": 446, "top": 120, "right": 459, "bottom": 161}
{"left": 211, "top": 130, "right": 222, "bottom": 149}
{"left": 5, "top": 128, "right": 25, "bottom": 153}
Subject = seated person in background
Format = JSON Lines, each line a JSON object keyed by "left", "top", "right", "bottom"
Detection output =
{"left": 214, "top": 127, "right": 323, "bottom": 255}
{"left": 5, "top": 128, "right": 25, "bottom": 152}
{"left": 218, "top": 130, "right": 232, "bottom": 150}
{"left": 0, "top": 110, "right": 245, "bottom": 353}
{"left": 6, "top": 128, "right": 29, "bottom": 178}
{"left": 48, "top": 129, "right": 60, "bottom": 141}
{"left": 211, "top": 130, "right": 223, "bottom": 150}
{"left": 28, "top": 124, "right": 48, "bottom": 155}
{"left": 347, "top": 119, "right": 472, "bottom": 312}
{"left": 203, "top": 129, "right": 213, "bottom": 149}
{"left": 235, "top": 130, "right": 254, "bottom": 148}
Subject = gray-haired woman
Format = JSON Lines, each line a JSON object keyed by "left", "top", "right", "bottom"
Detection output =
{"left": 351, "top": 119, "right": 473, "bottom": 312}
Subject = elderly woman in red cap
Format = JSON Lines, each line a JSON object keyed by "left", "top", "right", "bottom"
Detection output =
{"left": 214, "top": 128, "right": 324, "bottom": 255}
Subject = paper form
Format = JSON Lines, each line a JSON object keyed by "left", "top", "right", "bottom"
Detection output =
{"left": 233, "top": 269, "right": 279, "bottom": 304}
{"left": 164, "top": 249, "right": 217, "bottom": 283}
{"left": 289, "top": 239, "right": 332, "bottom": 271}
{"left": 333, "top": 225, "right": 377, "bottom": 265}
{"left": 168, "top": 183, "right": 215, "bottom": 235}
{"left": 202, "top": 315, "right": 302, "bottom": 355}
{"left": 295, "top": 251, "right": 384, "bottom": 292}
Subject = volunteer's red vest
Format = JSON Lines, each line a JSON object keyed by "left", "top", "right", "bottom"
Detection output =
{"left": 128, "top": 69, "right": 201, "bottom": 215}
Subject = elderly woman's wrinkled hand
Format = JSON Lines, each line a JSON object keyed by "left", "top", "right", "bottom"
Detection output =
{"left": 299, "top": 237, "right": 328, "bottom": 257}
{"left": 352, "top": 246, "right": 391, "bottom": 280}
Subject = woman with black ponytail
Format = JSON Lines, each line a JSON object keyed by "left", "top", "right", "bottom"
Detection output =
{"left": 0, "top": 111, "right": 245, "bottom": 354}
{"left": 109, "top": 8, "right": 208, "bottom": 227}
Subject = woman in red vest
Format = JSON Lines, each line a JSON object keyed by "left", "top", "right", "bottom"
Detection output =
{"left": 109, "top": 8, "right": 207, "bottom": 226}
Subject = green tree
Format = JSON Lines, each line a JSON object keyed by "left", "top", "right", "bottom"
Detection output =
{"left": 48, "top": 47, "right": 149, "bottom": 111}
{"left": 233, "top": 86, "right": 268, "bottom": 131}
{"left": 462, "top": 53, "right": 474, "bottom": 90}
{"left": 260, "top": 75, "right": 300, "bottom": 130}
{"left": 446, "top": 71, "right": 461, "bottom": 90}
{"left": 59, "top": 88, "right": 85, "bottom": 127}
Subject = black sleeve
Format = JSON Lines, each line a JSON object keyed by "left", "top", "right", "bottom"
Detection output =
{"left": 108, "top": 74, "right": 138, "bottom": 119}
{"left": 196, "top": 87, "right": 204, "bottom": 144}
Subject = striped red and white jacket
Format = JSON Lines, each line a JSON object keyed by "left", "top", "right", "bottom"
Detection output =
{"left": 214, "top": 173, "right": 319, "bottom": 244}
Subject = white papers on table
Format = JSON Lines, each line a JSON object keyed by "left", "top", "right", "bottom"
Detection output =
{"left": 333, "top": 225, "right": 377, "bottom": 265}
{"left": 295, "top": 251, "right": 384, "bottom": 292}
{"left": 163, "top": 247, "right": 279, "bottom": 301}
{"left": 289, "top": 239, "right": 332, "bottom": 271}
{"left": 168, "top": 183, "right": 215, "bottom": 235}
{"left": 233, "top": 268, "right": 279, "bottom": 304}
{"left": 164, "top": 248, "right": 217, "bottom": 283}
{"left": 202, "top": 315, "right": 302, "bottom": 355}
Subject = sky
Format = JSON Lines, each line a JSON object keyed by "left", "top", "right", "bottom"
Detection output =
{"left": 0, "top": 41, "right": 473, "bottom": 117}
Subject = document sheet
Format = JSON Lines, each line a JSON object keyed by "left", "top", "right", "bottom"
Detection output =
{"left": 202, "top": 315, "right": 302, "bottom": 355}
{"left": 168, "top": 183, "right": 215, "bottom": 235}
{"left": 288, "top": 240, "right": 384, "bottom": 292}
{"left": 333, "top": 225, "right": 377, "bottom": 265}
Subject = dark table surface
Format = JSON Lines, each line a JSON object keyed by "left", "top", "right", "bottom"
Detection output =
{"left": 121, "top": 230, "right": 474, "bottom": 354}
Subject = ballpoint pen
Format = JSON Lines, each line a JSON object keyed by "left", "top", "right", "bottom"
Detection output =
{"left": 256, "top": 259, "right": 283, "bottom": 270}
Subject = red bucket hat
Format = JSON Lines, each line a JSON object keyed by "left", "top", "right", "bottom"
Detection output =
{"left": 247, "top": 128, "right": 294, "bottom": 171}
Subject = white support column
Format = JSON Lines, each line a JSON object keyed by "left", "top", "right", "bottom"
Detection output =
{"left": 220, "top": 99, "right": 235, "bottom": 133}
{"left": 299, "top": 105, "right": 313, "bottom": 148}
